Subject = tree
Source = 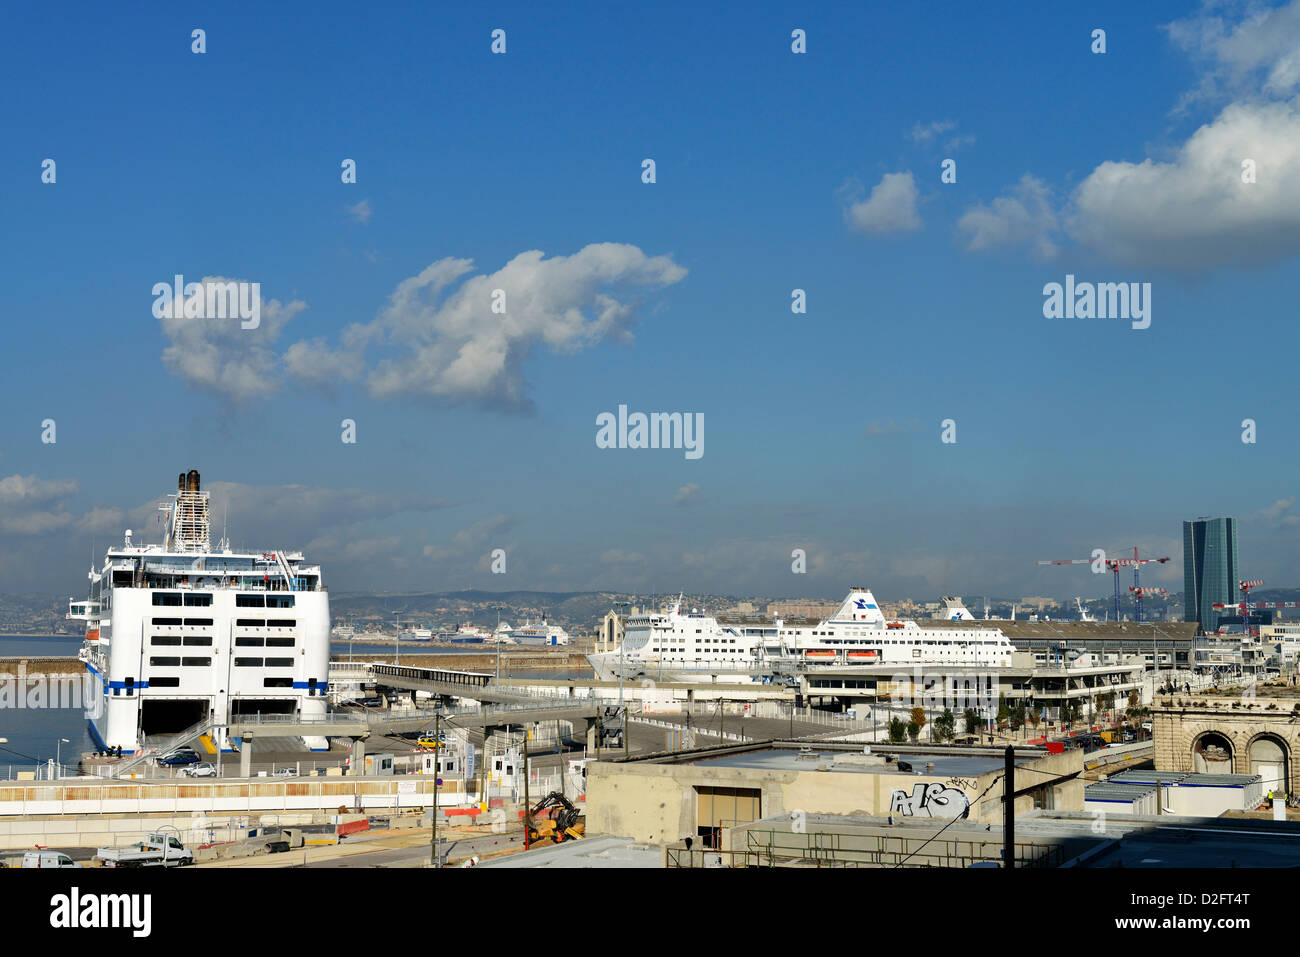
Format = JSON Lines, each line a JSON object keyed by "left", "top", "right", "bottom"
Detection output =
{"left": 963, "top": 708, "right": 980, "bottom": 735}
{"left": 933, "top": 708, "right": 956, "bottom": 743}
{"left": 1009, "top": 704, "right": 1026, "bottom": 732}
{"left": 910, "top": 707, "right": 927, "bottom": 735}
{"left": 997, "top": 694, "right": 1010, "bottom": 729}
{"left": 1028, "top": 708, "right": 1041, "bottom": 730}
{"left": 888, "top": 716, "right": 908, "bottom": 743}
{"left": 907, "top": 721, "right": 920, "bottom": 743}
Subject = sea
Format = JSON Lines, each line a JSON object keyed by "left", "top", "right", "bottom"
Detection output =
{"left": 0, "top": 636, "right": 91, "bottom": 774}
{"left": 0, "top": 636, "right": 589, "bottom": 774}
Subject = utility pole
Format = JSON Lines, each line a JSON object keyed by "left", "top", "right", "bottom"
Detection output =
{"left": 623, "top": 708, "right": 629, "bottom": 760}
{"left": 1003, "top": 745, "right": 1015, "bottom": 869}
{"left": 523, "top": 735, "right": 531, "bottom": 850}
{"left": 430, "top": 712, "right": 441, "bottom": 867}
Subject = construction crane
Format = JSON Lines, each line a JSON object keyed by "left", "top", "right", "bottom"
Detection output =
{"left": 1212, "top": 579, "right": 1300, "bottom": 635}
{"left": 1128, "top": 586, "right": 1167, "bottom": 624}
{"left": 1038, "top": 547, "right": 1171, "bottom": 622}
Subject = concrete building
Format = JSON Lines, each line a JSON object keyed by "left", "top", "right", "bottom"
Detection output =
{"left": 585, "top": 741, "right": 1083, "bottom": 848}
{"left": 1152, "top": 686, "right": 1300, "bottom": 796}
{"left": 765, "top": 600, "right": 839, "bottom": 620}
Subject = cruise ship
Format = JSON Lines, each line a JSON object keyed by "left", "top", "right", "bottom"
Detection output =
{"left": 588, "top": 588, "right": 1013, "bottom": 681}
{"left": 512, "top": 619, "right": 571, "bottom": 646}
{"left": 69, "top": 470, "right": 330, "bottom": 753}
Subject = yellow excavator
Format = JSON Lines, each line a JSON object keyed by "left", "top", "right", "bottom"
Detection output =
{"left": 526, "top": 791, "right": 585, "bottom": 846}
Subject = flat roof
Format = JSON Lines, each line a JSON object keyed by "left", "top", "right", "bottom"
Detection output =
{"left": 1106, "top": 769, "right": 1260, "bottom": 788}
{"left": 688, "top": 747, "right": 1033, "bottom": 777}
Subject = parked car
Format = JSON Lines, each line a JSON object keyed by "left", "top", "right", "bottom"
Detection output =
{"left": 158, "top": 748, "right": 200, "bottom": 767}
{"left": 182, "top": 762, "right": 217, "bottom": 778}
{"left": 272, "top": 767, "right": 296, "bottom": 777}
{"left": 417, "top": 732, "right": 446, "bottom": 749}
{"left": 97, "top": 833, "right": 192, "bottom": 868}
{"left": 22, "top": 851, "right": 80, "bottom": 868}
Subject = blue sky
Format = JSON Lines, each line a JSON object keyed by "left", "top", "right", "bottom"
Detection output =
{"left": 2, "top": 1, "right": 1299, "bottom": 601}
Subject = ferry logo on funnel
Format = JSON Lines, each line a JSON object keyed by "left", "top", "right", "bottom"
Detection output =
{"left": 596, "top": 405, "right": 703, "bottom": 460}
{"left": 152, "top": 274, "right": 261, "bottom": 329}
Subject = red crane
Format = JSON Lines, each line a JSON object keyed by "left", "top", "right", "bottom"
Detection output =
{"left": 1038, "top": 547, "right": 1171, "bottom": 622}
{"left": 1211, "top": 580, "right": 1299, "bottom": 635}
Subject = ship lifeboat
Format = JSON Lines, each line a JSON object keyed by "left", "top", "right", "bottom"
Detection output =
{"left": 86, "top": 628, "right": 100, "bottom": 642}
{"left": 803, "top": 650, "right": 837, "bottom": 659}
{"left": 886, "top": 621, "right": 904, "bottom": 629}
{"left": 846, "top": 650, "right": 877, "bottom": 660}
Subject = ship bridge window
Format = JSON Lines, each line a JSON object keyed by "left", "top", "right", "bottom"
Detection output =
{"left": 183, "top": 635, "right": 212, "bottom": 646}
{"left": 184, "top": 594, "right": 212, "bottom": 607}
{"left": 236, "top": 637, "right": 264, "bottom": 647}
{"left": 234, "top": 658, "right": 263, "bottom": 667}
{"left": 149, "top": 656, "right": 181, "bottom": 667}
{"left": 267, "top": 595, "right": 295, "bottom": 608}
{"left": 236, "top": 594, "right": 265, "bottom": 608}
{"left": 236, "top": 618, "right": 264, "bottom": 628}
{"left": 184, "top": 618, "right": 213, "bottom": 627}
{"left": 151, "top": 636, "right": 181, "bottom": 646}
{"left": 152, "top": 618, "right": 182, "bottom": 626}
{"left": 182, "top": 657, "right": 211, "bottom": 667}
{"left": 265, "top": 657, "right": 294, "bottom": 668}
{"left": 152, "top": 593, "right": 182, "bottom": 606}
{"left": 266, "top": 636, "right": 295, "bottom": 647}
{"left": 267, "top": 619, "right": 296, "bottom": 628}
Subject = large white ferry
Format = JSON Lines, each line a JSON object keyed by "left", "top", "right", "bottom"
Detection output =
{"left": 69, "top": 470, "right": 330, "bottom": 753}
{"left": 588, "top": 588, "right": 1013, "bottom": 681}
{"left": 772, "top": 589, "right": 1014, "bottom": 667}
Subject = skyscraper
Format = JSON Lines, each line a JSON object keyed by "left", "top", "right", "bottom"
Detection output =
{"left": 1183, "top": 517, "right": 1239, "bottom": 634}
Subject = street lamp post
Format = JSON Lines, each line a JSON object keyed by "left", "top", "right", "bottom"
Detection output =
{"left": 56, "top": 738, "right": 70, "bottom": 779}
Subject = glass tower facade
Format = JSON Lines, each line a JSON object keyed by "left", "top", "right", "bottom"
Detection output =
{"left": 1183, "top": 517, "right": 1239, "bottom": 634}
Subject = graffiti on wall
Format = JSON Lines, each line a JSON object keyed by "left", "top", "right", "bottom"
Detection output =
{"left": 889, "top": 782, "right": 971, "bottom": 819}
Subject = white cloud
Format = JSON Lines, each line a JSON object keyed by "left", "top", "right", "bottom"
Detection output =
{"left": 957, "top": 2, "right": 1300, "bottom": 270}
{"left": 673, "top": 483, "right": 703, "bottom": 506}
{"left": 863, "top": 419, "right": 905, "bottom": 437}
{"left": 843, "top": 172, "right": 923, "bottom": 234}
{"left": 347, "top": 199, "right": 373, "bottom": 224}
{"left": 158, "top": 276, "right": 307, "bottom": 402}
{"left": 352, "top": 243, "right": 686, "bottom": 410}
{"left": 911, "top": 120, "right": 956, "bottom": 143}
{"left": 956, "top": 174, "right": 1060, "bottom": 260}
{"left": 1070, "top": 99, "right": 1300, "bottom": 268}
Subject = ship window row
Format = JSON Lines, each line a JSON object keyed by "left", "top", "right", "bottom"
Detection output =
{"left": 148, "top": 657, "right": 211, "bottom": 667}
{"left": 235, "top": 636, "right": 295, "bottom": 647}
{"left": 150, "top": 617, "right": 214, "bottom": 627}
{"left": 151, "top": 593, "right": 214, "bottom": 607}
{"left": 150, "top": 636, "right": 214, "bottom": 647}
{"left": 236, "top": 594, "right": 296, "bottom": 608}
{"left": 234, "top": 657, "right": 295, "bottom": 667}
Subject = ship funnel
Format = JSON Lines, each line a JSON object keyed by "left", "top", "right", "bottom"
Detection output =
{"left": 178, "top": 473, "right": 186, "bottom": 490}
{"left": 187, "top": 469, "right": 200, "bottom": 491}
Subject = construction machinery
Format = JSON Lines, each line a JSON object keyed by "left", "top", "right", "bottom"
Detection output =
{"left": 526, "top": 791, "right": 585, "bottom": 846}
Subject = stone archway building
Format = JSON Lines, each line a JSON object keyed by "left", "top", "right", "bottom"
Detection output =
{"left": 1153, "top": 693, "right": 1300, "bottom": 794}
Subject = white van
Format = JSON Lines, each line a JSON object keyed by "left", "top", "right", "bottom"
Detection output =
{"left": 23, "top": 851, "right": 80, "bottom": 868}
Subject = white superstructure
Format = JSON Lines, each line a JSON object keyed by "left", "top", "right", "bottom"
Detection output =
{"left": 70, "top": 470, "right": 330, "bottom": 753}
{"left": 774, "top": 588, "right": 1014, "bottom": 667}
{"left": 588, "top": 587, "right": 1014, "bottom": 681}
{"left": 587, "top": 596, "right": 777, "bottom": 682}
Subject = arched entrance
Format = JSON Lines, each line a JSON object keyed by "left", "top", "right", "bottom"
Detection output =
{"left": 1249, "top": 736, "right": 1289, "bottom": 796}
{"left": 1192, "top": 731, "right": 1234, "bottom": 773}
